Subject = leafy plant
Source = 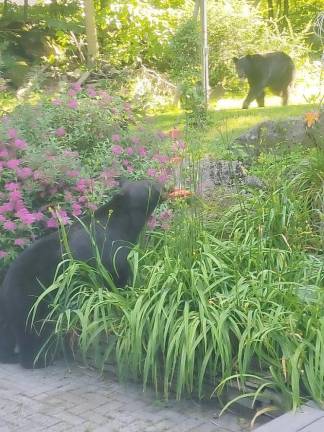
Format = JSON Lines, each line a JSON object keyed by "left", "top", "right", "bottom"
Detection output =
{"left": 33, "top": 150, "right": 323, "bottom": 409}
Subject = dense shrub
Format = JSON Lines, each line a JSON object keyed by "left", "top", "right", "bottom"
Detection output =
{"left": 167, "top": 0, "right": 310, "bottom": 93}
{"left": 0, "top": 86, "right": 185, "bottom": 263}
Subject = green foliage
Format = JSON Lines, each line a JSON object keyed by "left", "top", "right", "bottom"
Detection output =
{"left": 95, "top": 0, "right": 185, "bottom": 68}
{"left": 34, "top": 148, "right": 324, "bottom": 408}
{"left": 166, "top": 19, "right": 207, "bottom": 126}
{"left": 206, "top": 0, "right": 310, "bottom": 89}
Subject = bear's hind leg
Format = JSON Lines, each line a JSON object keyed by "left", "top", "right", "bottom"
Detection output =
{"left": 282, "top": 88, "right": 289, "bottom": 105}
{"left": 256, "top": 91, "right": 265, "bottom": 107}
{"left": 0, "top": 318, "right": 18, "bottom": 364}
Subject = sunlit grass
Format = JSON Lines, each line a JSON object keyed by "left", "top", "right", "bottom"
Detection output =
{"left": 147, "top": 100, "right": 315, "bottom": 157}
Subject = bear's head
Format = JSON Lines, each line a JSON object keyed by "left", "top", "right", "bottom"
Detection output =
{"left": 107, "top": 179, "right": 164, "bottom": 219}
{"left": 233, "top": 55, "right": 251, "bottom": 79}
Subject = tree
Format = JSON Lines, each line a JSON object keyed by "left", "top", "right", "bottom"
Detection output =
{"left": 23, "top": 0, "right": 28, "bottom": 20}
{"left": 83, "top": 0, "right": 99, "bottom": 65}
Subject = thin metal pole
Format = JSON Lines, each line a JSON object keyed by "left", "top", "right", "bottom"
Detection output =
{"left": 200, "top": 0, "right": 209, "bottom": 107}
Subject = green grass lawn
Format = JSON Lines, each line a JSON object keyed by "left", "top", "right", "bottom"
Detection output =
{"left": 147, "top": 100, "right": 315, "bottom": 157}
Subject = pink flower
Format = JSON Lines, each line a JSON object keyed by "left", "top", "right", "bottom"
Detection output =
{"left": 14, "top": 238, "right": 28, "bottom": 247}
{"left": 64, "top": 191, "right": 73, "bottom": 202}
{"left": 87, "top": 203, "right": 97, "bottom": 212}
{"left": 0, "top": 202, "right": 14, "bottom": 213}
{"left": 48, "top": 187, "right": 58, "bottom": 196}
{"left": 87, "top": 88, "right": 97, "bottom": 98}
{"left": 55, "top": 127, "right": 66, "bottom": 137}
{"left": 0, "top": 149, "right": 9, "bottom": 159}
{"left": 71, "top": 203, "right": 82, "bottom": 217}
{"left": 173, "top": 140, "right": 186, "bottom": 151}
{"left": 127, "top": 165, "right": 134, "bottom": 173}
{"left": 157, "top": 171, "right": 170, "bottom": 184}
{"left": 112, "top": 134, "right": 121, "bottom": 143}
{"left": 33, "top": 211, "right": 44, "bottom": 221}
{"left": 9, "top": 189, "right": 22, "bottom": 202}
{"left": 126, "top": 147, "right": 134, "bottom": 156}
{"left": 4, "top": 220, "right": 16, "bottom": 231}
{"left": 137, "top": 146, "right": 147, "bottom": 157}
{"left": 68, "top": 99, "right": 78, "bottom": 109}
{"left": 147, "top": 216, "right": 157, "bottom": 230}
{"left": 17, "top": 167, "right": 33, "bottom": 179}
{"left": 157, "top": 131, "right": 167, "bottom": 139}
{"left": 5, "top": 182, "right": 20, "bottom": 191}
{"left": 68, "top": 89, "right": 77, "bottom": 97}
{"left": 55, "top": 210, "right": 70, "bottom": 225}
{"left": 0, "top": 251, "right": 8, "bottom": 259}
{"left": 14, "top": 139, "right": 28, "bottom": 150}
{"left": 16, "top": 209, "right": 35, "bottom": 225}
{"left": 147, "top": 168, "right": 157, "bottom": 177}
{"left": 7, "top": 128, "right": 18, "bottom": 139}
{"left": 71, "top": 82, "right": 82, "bottom": 92}
{"left": 159, "top": 209, "right": 173, "bottom": 221}
{"left": 122, "top": 159, "right": 130, "bottom": 167}
{"left": 75, "top": 179, "right": 91, "bottom": 193}
{"left": 153, "top": 154, "right": 169, "bottom": 164}
{"left": 124, "top": 102, "right": 132, "bottom": 112}
{"left": 112, "top": 145, "right": 123, "bottom": 156}
{"left": 99, "top": 91, "right": 112, "bottom": 103}
{"left": 14, "top": 200, "right": 25, "bottom": 211}
{"left": 6, "top": 159, "right": 20, "bottom": 169}
{"left": 66, "top": 170, "right": 79, "bottom": 178}
{"left": 130, "top": 136, "right": 140, "bottom": 145}
{"left": 52, "top": 99, "right": 62, "bottom": 106}
{"left": 0, "top": 215, "right": 6, "bottom": 223}
{"left": 78, "top": 196, "right": 87, "bottom": 204}
{"left": 63, "top": 150, "right": 79, "bottom": 158}
{"left": 47, "top": 218, "right": 58, "bottom": 229}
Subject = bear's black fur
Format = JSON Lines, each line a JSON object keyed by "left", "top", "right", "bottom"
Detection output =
{"left": 233, "top": 51, "right": 295, "bottom": 109}
{"left": 0, "top": 180, "right": 162, "bottom": 369}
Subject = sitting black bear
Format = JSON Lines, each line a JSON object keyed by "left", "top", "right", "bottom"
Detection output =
{"left": 233, "top": 51, "right": 295, "bottom": 109}
{"left": 0, "top": 180, "right": 163, "bottom": 369}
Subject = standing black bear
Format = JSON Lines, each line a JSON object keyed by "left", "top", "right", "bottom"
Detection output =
{"left": 233, "top": 51, "right": 295, "bottom": 109}
{"left": 0, "top": 180, "right": 163, "bottom": 369}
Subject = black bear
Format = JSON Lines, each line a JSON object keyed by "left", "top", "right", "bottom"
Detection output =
{"left": 233, "top": 52, "right": 295, "bottom": 109}
{"left": 0, "top": 179, "right": 163, "bottom": 369}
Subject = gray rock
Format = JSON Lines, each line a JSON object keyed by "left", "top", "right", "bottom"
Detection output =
{"left": 234, "top": 111, "right": 324, "bottom": 159}
{"left": 174, "top": 158, "right": 265, "bottom": 199}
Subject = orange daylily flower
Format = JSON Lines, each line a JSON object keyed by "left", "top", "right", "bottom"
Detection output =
{"left": 168, "top": 128, "right": 182, "bottom": 139}
{"left": 169, "top": 156, "right": 183, "bottom": 165}
{"left": 304, "top": 111, "right": 320, "bottom": 128}
{"left": 168, "top": 188, "right": 192, "bottom": 199}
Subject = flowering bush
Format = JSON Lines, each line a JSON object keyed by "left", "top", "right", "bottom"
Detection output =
{"left": 0, "top": 84, "right": 186, "bottom": 263}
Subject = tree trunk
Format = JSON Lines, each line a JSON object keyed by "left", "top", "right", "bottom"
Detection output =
{"left": 267, "top": 0, "right": 274, "bottom": 19}
{"left": 193, "top": 0, "right": 200, "bottom": 20}
{"left": 3, "top": 0, "right": 8, "bottom": 17}
{"left": 83, "top": 0, "right": 99, "bottom": 66}
{"left": 283, "top": 0, "right": 289, "bottom": 18}
{"left": 23, "top": 0, "right": 28, "bottom": 20}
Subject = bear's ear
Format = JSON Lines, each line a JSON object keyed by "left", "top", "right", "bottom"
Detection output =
{"left": 108, "top": 190, "right": 126, "bottom": 211}
{"left": 115, "top": 176, "right": 128, "bottom": 188}
{"left": 94, "top": 190, "right": 126, "bottom": 217}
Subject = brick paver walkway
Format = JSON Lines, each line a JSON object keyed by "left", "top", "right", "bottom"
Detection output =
{"left": 0, "top": 360, "right": 260, "bottom": 432}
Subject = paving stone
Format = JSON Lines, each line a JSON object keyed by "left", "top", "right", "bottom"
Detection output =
{"left": 255, "top": 404, "right": 324, "bottom": 432}
{"left": 0, "top": 361, "right": 257, "bottom": 432}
